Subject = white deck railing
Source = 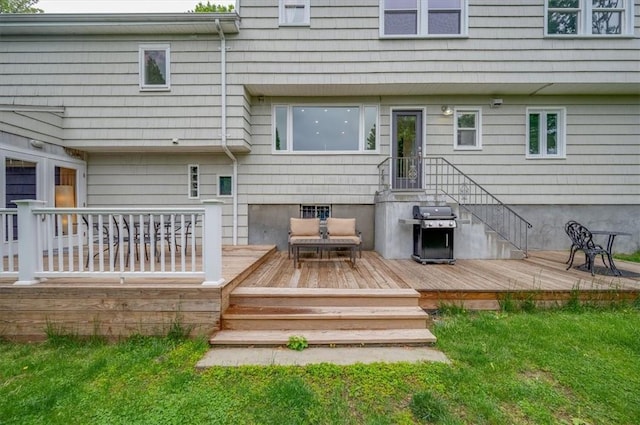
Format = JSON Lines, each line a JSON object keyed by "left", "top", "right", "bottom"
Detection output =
{"left": 1, "top": 208, "right": 19, "bottom": 278}
{"left": 4, "top": 200, "right": 224, "bottom": 286}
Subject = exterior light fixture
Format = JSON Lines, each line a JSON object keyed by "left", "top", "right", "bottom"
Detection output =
{"left": 441, "top": 105, "right": 453, "bottom": 116}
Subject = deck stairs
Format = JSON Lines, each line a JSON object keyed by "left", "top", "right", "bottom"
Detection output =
{"left": 455, "top": 208, "right": 526, "bottom": 260}
{"left": 210, "top": 287, "right": 436, "bottom": 347}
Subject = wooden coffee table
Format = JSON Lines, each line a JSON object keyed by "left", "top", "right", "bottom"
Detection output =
{"left": 291, "top": 239, "right": 359, "bottom": 268}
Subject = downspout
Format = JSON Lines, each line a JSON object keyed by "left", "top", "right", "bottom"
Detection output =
{"left": 215, "top": 18, "right": 238, "bottom": 245}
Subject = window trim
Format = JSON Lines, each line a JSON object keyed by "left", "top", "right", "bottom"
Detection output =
{"left": 453, "top": 107, "right": 482, "bottom": 151}
{"left": 279, "top": 0, "right": 311, "bottom": 27}
{"left": 300, "top": 205, "right": 331, "bottom": 222}
{"left": 188, "top": 164, "right": 199, "bottom": 199}
{"left": 272, "top": 104, "right": 380, "bottom": 154}
{"left": 525, "top": 107, "right": 567, "bottom": 160}
{"left": 544, "top": 0, "right": 634, "bottom": 37}
{"left": 139, "top": 44, "right": 171, "bottom": 91}
{"left": 379, "top": 0, "right": 469, "bottom": 39}
{"left": 217, "top": 175, "right": 233, "bottom": 197}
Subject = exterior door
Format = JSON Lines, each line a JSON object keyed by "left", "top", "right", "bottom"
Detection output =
{"left": 392, "top": 110, "right": 423, "bottom": 189}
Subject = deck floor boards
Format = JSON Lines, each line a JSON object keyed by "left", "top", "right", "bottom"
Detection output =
{"left": 239, "top": 250, "right": 640, "bottom": 293}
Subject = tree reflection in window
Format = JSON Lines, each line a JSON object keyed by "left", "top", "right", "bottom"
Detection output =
{"left": 145, "top": 51, "right": 166, "bottom": 85}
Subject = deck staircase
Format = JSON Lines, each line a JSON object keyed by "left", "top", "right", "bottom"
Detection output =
{"left": 210, "top": 287, "right": 436, "bottom": 347}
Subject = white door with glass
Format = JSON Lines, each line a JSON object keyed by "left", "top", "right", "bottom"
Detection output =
{"left": 392, "top": 110, "right": 423, "bottom": 190}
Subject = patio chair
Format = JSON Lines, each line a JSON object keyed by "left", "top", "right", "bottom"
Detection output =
{"left": 564, "top": 220, "right": 580, "bottom": 265}
{"left": 162, "top": 215, "right": 198, "bottom": 256}
{"left": 565, "top": 222, "right": 613, "bottom": 275}
{"left": 82, "top": 214, "right": 121, "bottom": 268}
{"left": 288, "top": 217, "right": 323, "bottom": 259}
{"left": 326, "top": 217, "right": 362, "bottom": 258}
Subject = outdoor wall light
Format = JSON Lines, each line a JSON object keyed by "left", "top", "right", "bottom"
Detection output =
{"left": 441, "top": 105, "right": 453, "bottom": 116}
{"left": 30, "top": 139, "right": 44, "bottom": 149}
{"left": 490, "top": 98, "right": 503, "bottom": 108}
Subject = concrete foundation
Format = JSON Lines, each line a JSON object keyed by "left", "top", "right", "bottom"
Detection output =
{"left": 374, "top": 192, "right": 639, "bottom": 260}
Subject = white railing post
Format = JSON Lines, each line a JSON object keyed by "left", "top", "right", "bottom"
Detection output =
{"left": 201, "top": 199, "right": 225, "bottom": 286}
{"left": 13, "top": 199, "right": 46, "bottom": 285}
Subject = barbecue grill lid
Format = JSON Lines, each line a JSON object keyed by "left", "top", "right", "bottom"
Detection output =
{"left": 413, "top": 205, "right": 456, "bottom": 219}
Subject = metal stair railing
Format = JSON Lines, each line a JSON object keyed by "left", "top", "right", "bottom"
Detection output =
{"left": 423, "top": 156, "right": 532, "bottom": 257}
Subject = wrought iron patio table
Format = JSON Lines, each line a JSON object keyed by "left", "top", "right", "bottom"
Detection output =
{"left": 590, "top": 230, "right": 631, "bottom": 276}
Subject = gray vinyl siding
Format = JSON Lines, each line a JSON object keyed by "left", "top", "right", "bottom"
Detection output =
{"left": 0, "top": 110, "right": 64, "bottom": 144}
{"left": 232, "top": 0, "right": 639, "bottom": 210}
{"left": 232, "top": 0, "right": 640, "bottom": 90}
{"left": 0, "top": 35, "right": 229, "bottom": 151}
{"left": 87, "top": 153, "right": 236, "bottom": 240}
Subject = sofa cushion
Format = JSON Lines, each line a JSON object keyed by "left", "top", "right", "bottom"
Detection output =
{"left": 290, "top": 218, "right": 320, "bottom": 236}
{"left": 327, "top": 217, "right": 356, "bottom": 236}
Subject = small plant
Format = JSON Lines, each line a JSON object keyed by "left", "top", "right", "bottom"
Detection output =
{"left": 165, "top": 314, "right": 194, "bottom": 342}
{"left": 437, "top": 302, "right": 467, "bottom": 315}
{"left": 409, "top": 390, "right": 450, "bottom": 424}
{"left": 287, "top": 335, "right": 308, "bottom": 351}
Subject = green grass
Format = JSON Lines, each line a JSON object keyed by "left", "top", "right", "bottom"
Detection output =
{"left": 614, "top": 250, "right": 640, "bottom": 263}
{"left": 2, "top": 309, "right": 640, "bottom": 424}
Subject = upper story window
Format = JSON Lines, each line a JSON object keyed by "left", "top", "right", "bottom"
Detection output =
{"left": 273, "top": 105, "right": 379, "bottom": 153}
{"left": 139, "top": 44, "right": 170, "bottom": 91}
{"left": 380, "top": 0, "right": 467, "bottom": 37}
{"left": 453, "top": 108, "right": 482, "bottom": 150}
{"left": 279, "top": 0, "right": 310, "bottom": 26}
{"left": 545, "top": 0, "right": 633, "bottom": 36}
{"left": 526, "top": 108, "right": 566, "bottom": 159}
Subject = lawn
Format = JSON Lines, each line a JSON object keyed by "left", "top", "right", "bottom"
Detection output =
{"left": 1, "top": 307, "right": 639, "bottom": 424}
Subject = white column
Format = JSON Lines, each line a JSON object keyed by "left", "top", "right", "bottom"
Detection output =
{"left": 13, "top": 199, "right": 46, "bottom": 285}
{"left": 201, "top": 199, "right": 225, "bottom": 286}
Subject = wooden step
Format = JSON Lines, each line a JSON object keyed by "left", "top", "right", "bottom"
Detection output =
{"left": 222, "top": 305, "right": 429, "bottom": 331}
{"left": 230, "top": 287, "right": 420, "bottom": 307}
{"left": 210, "top": 328, "right": 437, "bottom": 346}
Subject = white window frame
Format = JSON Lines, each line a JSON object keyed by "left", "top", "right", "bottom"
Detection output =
{"left": 453, "top": 107, "right": 482, "bottom": 150}
{"left": 300, "top": 205, "right": 331, "bottom": 222}
{"left": 545, "top": 0, "right": 634, "bottom": 37}
{"left": 379, "top": 0, "right": 468, "bottom": 38}
{"left": 217, "top": 175, "right": 233, "bottom": 197}
{"left": 139, "top": 44, "right": 171, "bottom": 91}
{"left": 279, "top": 0, "right": 310, "bottom": 26}
{"left": 526, "top": 107, "right": 566, "bottom": 159}
{"left": 273, "top": 104, "right": 379, "bottom": 154}
{"left": 188, "top": 164, "right": 199, "bottom": 199}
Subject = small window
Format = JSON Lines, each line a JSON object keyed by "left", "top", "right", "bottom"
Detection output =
{"left": 526, "top": 108, "right": 566, "bottom": 159}
{"left": 301, "top": 205, "right": 331, "bottom": 222}
{"left": 380, "top": 0, "right": 467, "bottom": 37}
{"left": 453, "top": 108, "right": 481, "bottom": 150}
{"left": 274, "top": 105, "right": 379, "bottom": 153}
{"left": 279, "top": 0, "right": 310, "bottom": 26}
{"left": 139, "top": 44, "right": 170, "bottom": 91}
{"left": 188, "top": 164, "right": 199, "bottom": 199}
{"left": 218, "top": 175, "right": 233, "bottom": 197}
{"left": 545, "top": 0, "right": 633, "bottom": 36}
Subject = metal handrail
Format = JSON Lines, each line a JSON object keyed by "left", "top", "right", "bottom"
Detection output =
{"left": 377, "top": 156, "right": 532, "bottom": 256}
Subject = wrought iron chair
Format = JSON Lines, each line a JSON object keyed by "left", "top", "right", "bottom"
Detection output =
{"left": 82, "top": 214, "right": 121, "bottom": 268}
{"left": 565, "top": 222, "right": 613, "bottom": 275}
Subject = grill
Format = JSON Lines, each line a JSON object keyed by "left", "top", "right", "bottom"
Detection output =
{"left": 411, "top": 205, "right": 457, "bottom": 264}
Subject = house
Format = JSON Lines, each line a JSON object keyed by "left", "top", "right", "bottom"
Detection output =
{"left": 1, "top": 1, "right": 639, "bottom": 259}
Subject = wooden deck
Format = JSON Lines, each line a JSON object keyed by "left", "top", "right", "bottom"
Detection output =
{"left": 0, "top": 245, "right": 276, "bottom": 341}
{"left": 239, "top": 250, "right": 640, "bottom": 309}
{"left": 2, "top": 246, "right": 639, "bottom": 341}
